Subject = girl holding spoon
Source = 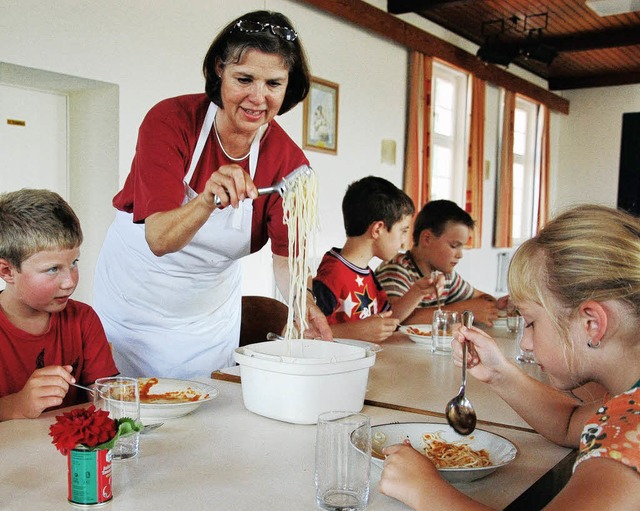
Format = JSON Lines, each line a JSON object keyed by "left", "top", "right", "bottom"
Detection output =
{"left": 379, "top": 204, "right": 640, "bottom": 510}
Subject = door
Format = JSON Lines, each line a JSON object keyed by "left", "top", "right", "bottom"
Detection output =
{"left": 0, "top": 84, "right": 68, "bottom": 195}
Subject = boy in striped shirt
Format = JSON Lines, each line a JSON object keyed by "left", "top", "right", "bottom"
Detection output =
{"left": 375, "top": 200, "right": 507, "bottom": 326}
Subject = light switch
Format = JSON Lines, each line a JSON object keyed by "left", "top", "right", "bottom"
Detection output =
{"left": 381, "top": 139, "right": 396, "bottom": 165}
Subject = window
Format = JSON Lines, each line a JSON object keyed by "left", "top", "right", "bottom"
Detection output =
{"left": 511, "top": 96, "right": 540, "bottom": 244}
{"left": 430, "top": 62, "right": 470, "bottom": 205}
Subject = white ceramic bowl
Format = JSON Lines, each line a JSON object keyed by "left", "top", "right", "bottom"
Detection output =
{"left": 138, "top": 378, "right": 219, "bottom": 422}
{"left": 398, "top": 324, "right": 433, "bottom": 345}
{"left": 234, "top": 339, "right": 376, "bottom": 424}
{"left": 367, "top": 422, "right": 517, "bottom": 483}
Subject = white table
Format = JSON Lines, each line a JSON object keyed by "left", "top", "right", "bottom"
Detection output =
{"left": 365, "top": 324, "right": 546, "bottom": 431}
{"left": 0, "top": 380, "right": 571, "bottom": 511}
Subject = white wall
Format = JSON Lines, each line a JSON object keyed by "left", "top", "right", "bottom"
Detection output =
{"left": 1, "top": 0, "right": 638, "bottom": 304}
{"left": 554, "top": 84, "right": 640, "bottom": 214}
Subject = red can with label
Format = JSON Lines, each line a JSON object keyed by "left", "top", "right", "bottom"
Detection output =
{"left": 67, "top": 447, "right": 113, "bottom": 507}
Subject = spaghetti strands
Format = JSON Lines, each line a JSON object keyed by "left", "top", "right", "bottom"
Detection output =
{"left": 281, "top": 165, "right": 319, "bottom": 340}
{"left": 421, "top": 432, "right": 492, "bottom": 469}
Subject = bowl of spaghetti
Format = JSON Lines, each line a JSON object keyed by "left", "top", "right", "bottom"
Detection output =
{"left": 366, "top": 422, "right": 517, "bottom": 482}
{"left": 138, "top": 378, "right": 219, "bottom": 422}
{"left": 398, "top": 324, "right": 433, "bottom": 345}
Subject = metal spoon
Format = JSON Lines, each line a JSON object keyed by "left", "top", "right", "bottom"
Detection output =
{"left": 445, "top": 310, "right": 477, "bottom": 435}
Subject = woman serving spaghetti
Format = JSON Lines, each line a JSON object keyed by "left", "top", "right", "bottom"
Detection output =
{"left": 93, "top": 10, "right": 330, "bottom": 379}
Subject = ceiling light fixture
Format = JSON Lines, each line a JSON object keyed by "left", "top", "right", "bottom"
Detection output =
{"left": 586, "top": 0, "right": 640, "bottom": 17}
{"left": 477, "top": 43, "right": 519, "bottom": 66}
{"left": 476, "top": 12, "right": 556, "bottom": 67}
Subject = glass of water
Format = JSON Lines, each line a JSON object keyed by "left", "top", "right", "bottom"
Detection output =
{"left": 431, "top": 310, "right": 459, "bottom": 355}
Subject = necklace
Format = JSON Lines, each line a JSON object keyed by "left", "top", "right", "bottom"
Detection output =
{"left": 213, "top": 115, "right": 251, "bottom": 162}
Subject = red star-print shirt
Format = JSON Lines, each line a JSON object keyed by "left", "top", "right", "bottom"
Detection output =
{"left": 313, "top": 248, "right": 391, "bottom": 325}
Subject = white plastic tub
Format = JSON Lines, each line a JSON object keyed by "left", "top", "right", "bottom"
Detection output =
{"left": 234, "top": 339, "right": 376, "bottom": 424}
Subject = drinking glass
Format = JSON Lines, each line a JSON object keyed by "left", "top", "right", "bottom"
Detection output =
{"left": 431, "top": 310, "right": 459, "bottom": 354}
{"left": 506, "top": 308, "right": 519, "bottom": 333}
{"left": 93, "top": 376, "right": 140, "bottom": 460}
{"left": 514, "top": 316, "right": 536, "bottom": 364}
{"left": 315, "top": 411, "right": 371, "bottom": 511}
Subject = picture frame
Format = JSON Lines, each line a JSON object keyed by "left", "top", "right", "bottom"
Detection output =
{"left": 303, "top": 77, "right": 339, "bottom": 155}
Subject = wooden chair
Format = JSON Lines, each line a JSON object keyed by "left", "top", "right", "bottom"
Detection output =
{"left": 239, "top": 295, "right": 289, "bottom": 347}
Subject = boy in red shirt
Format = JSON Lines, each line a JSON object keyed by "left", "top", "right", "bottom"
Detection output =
{"left": 313, "top": 176, "right": 442, "bottom": 343}
{"left": 0, "top": 189, "right": 118, "bottom": 420}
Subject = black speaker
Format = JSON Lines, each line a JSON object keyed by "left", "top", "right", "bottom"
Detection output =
{"left": 617, "top": 112, "right": 640, "bottom": 216}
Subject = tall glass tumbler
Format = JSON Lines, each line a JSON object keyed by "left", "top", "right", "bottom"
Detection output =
{"left": 431, "top": 310, "right": 459, "bottom": 354}
{"left": 315, "top": 411, "right": 371, "bottom": 511}
{"left": 93, "top": 376, "right": 140, "bottom": 460}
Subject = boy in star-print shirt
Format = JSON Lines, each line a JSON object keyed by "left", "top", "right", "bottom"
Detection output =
{"left": 0, "top": 189, "right": 118, "bottom": 421}
{"left": 313, "top": 176, "right": 442, "bottom": 344}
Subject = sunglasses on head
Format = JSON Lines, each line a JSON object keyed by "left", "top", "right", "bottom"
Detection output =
{"left": 234, "top": 19, "right": 298, "bottom": 42}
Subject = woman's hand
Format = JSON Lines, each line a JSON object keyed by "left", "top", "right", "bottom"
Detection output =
{"left": 303, "top": 300, "right": 333, "bottom": 340}
{"left": 146, "top": 163, "right": 259, "bottom": 255}
{"left": 202, "top": 163, "right": 258, "bottom": 209}
{"left": 452, "top": 326, "right": 510, "bottom": 385}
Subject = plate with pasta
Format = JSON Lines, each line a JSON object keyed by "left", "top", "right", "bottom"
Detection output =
{"left": 366, "top": 422, "right": 517, "bottom": 482}
{"left": 138, "top": 378, "right": 219, "bottom": 422}
{"left": 398, "top": 324, "right": 433, "bottom": 345}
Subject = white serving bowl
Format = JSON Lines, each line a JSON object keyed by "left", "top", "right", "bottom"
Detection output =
{"left": 234, "top": 339, "right": 376, "bottom": 424}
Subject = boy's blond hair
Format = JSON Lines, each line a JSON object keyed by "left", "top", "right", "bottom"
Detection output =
{"left": 0, "top": 189, "right": 83, "bottom": 268}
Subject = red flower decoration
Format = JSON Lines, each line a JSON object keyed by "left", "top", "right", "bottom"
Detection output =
{"left": 49, "top": 405, "right": 117, "bottom": 455}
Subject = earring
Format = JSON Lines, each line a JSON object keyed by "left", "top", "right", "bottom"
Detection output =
{"left": 587, "top": 338, "right": 601, "bottom": 349}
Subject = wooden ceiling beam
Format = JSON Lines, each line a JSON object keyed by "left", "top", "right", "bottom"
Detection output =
{"left": 496, "top": 27, "right": 640, "bottom": 52}
{"left": 388, "top": 0, "right": 465, "bottom": 14}
{"left": 550, "top": 70, "right": 640, "bottom": 90}
{"left": 298, "top": 0, "right": 569, "bottom": 114}
{"left": 545, "top": 27, "right": 640, "bottom": 52}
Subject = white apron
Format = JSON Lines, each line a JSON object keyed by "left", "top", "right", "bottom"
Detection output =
{"left": 94, "top": 103, "right": 260, "bottom": 378}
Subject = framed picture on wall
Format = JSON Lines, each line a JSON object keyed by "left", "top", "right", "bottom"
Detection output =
{"left": 303, "top": 77, "right": 339, "bottom": 155}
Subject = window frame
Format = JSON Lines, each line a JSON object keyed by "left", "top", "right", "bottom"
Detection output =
{"left": 511, "top": 96, "right": 540, "bottom": 245}
{"left": 429, "top": 61, "right": 470, "bottom": 206}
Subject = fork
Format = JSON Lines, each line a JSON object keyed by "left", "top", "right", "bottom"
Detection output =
{"left": 432, "top": 270, "right": 442, "bottom": 311}
{"left": 214, "top": 164, "right": 312, "bottom": 206}
{"left": 141, "top": 422, "right": 164, "bottom": 434}
{"left": 70, "top": 382, "right": 95, "bottom": 394}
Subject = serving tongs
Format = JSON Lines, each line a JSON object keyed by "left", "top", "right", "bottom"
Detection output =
{"left": 214, "top": 164, "right": 312, "bottom": 207}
